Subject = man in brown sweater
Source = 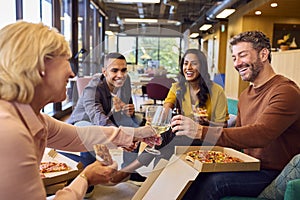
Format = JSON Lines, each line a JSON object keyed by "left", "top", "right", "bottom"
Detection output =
{"left": 171, "top": 31, "right": 300, "bottom": 199}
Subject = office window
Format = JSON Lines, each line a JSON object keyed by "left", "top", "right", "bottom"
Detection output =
{"left": 138, "top": 36, "right": 159, "bottom": 68}
{"left": 159, "top": 37, "right": 180, "bottom": 74}
{"left": 137, "top": 36, "right": 180, "bottom": 74}
{"left": 60, "top": 0, "right": 73, "bottom": 110}
{"left": 0, "top": 0, "right": 16, "bottom": 29}
{"left": 41, "top": 0, "right": 52, "bottom": 26}
{"left": 23, "top": 0, "right": 41, "bottom": 23}
{"left": 119, "top": 36, "right": 137, "bottom": 64}
{"left": 88, "top": 2, "right": 102, "bottom": 75}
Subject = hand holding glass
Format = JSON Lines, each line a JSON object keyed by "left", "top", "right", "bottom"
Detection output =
{"left": 145, "top": 106, "right": 172, "bottom": 155}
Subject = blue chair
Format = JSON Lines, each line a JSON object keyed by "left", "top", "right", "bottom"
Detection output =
{"left": 213, "top": 73, "right": 225, "bottom": 88}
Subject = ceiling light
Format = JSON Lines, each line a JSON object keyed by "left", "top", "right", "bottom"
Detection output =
{"left": 190, "top": 33, "right": 199, "bottom": 38}
{"left": 109, "top": 23, "right": 119, "bottom": 27}
{"left": 167, "top": 20, "right": 181, "bottom": 25}
{"left": 216, "top": 9, "right": 236, "bottom": 19}
{"left": 112, "top": 0, "right": 160, "bottom": 3}
{"left": 270, "top": 3, "right": 278, "bottom": 8}
{"left": 199, "top": 24, "right": 212, "bottom": 31}
{"left": 124, "top": 18, "right": 158, "bottom": 23}
{"left": 255, "top": 10, "right": 262, "bottom": 15}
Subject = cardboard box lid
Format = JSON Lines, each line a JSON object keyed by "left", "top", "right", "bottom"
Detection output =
{"left": 41, "top": 148, "right": 83, "bottom": 186}
{"left": 133, "top": 156, "right": 199, "bottom": 200}
{"left": 175, "top": 146, "right": 260, "bottom": 172}
{"left": 132, "top": 159, "right": 169, "bottom": 200}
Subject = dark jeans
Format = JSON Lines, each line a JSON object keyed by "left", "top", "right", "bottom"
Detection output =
{"left": 182, "top": 169, "right": 280, "bottom": 200}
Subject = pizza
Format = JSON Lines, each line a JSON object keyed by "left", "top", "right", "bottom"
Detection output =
{"left": 93, "top": 144, "right": 113, "bottom": 166}
{"left": 193, "top": 107, "right": 208, "bottom": 117}
{"left": 40, "top": 161, "right": 70, "bottom": 173}
{"left": 185, "top": 150, "right": 243, "bottom": 163}
{"left": 112, "top": 96, "right": 126, "bottom": 112}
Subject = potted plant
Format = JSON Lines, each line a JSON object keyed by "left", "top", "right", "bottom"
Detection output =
{"left": 277, "top": 34, "right": 290, "bottom": 51}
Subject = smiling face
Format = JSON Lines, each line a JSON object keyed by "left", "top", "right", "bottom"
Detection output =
{"left": 231, "top": 42, "right": 264, "bottom": 83}
{"left": 182, "top": 53, "right": 201, "bottom": 82}
{"left": 102, "top": 58, "right": 128, "bottom": 92}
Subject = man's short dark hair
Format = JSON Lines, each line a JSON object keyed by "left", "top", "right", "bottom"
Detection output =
{"left": 103, "top": 52, "right": 127, "bottom": 68}
{"left": 103, "top": 52, "right": 126, "bottom": 68}
{"left": 229, "top": 31, "right": 272, "bottom": 62}
{"left": 106, "top": 52, "right": 126, "bottom": 61}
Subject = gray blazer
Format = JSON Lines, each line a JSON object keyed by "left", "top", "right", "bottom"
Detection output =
{"left": 68, "top": 73, "right": 138, "bottom": 127}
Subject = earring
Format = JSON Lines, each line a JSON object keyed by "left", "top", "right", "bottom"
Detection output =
{"left": 40, "top": 71, "right": 45, "bottom": 77}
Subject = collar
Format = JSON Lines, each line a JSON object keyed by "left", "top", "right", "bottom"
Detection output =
{"left": 13, "top": 102, "right": 44, "bottom": 137}
{"left": 253, "top": 74, "right": 277, "bottom": 89}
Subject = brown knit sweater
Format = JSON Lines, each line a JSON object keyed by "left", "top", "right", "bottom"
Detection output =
{"left": 202, "top": 75, "right": 300, "bottom": 170}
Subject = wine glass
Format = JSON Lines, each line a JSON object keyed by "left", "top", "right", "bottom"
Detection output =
{"left": 145, "top": 105, "right": 172, "bottom": 155}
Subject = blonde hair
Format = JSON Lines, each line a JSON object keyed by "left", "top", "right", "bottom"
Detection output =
{"left": 0, "top": 21, "right": 71, "bottom": 103}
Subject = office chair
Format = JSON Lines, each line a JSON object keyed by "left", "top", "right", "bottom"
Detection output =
{"left": 140, "top": 76, "right": 175, "bottom": 109}
{"left": 76, "top": 77, "right": 92, "bottom": 97}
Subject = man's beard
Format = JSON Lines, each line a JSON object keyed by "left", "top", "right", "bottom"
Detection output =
{"left": 238, "top": 58, "right": 263, "bottom": 82}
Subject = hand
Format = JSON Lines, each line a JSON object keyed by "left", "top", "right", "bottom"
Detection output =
{"left": 82, "top": 160, "right": 117, "bottom": 186}
{"left": 122, "top": 141, "right": 139, "bottom": 152}
{"left": 133, "top": 126, "right": 162, "bottom": 147}
{"left": 112, "top": 96, "right": 126, "bottom": 112}
{"left": 193, "top": 108, "right": 209, "bottom": 125}
{"left": 110, "top": 170, "right": 130, "bottom": 184}
{"left": 141, "top": 134, "right": 162, "bottom": 147}
{"left": 195, "top": 115, "right": 210, "bottom": 126}
{"left": 133, "top": 125, "right": 157, "bottom": 139}
{"left": 171, "top": 115, "right": 201, "bottom": 139}
{"left": 122, "top": 104, "right": 135, "bottom": 116}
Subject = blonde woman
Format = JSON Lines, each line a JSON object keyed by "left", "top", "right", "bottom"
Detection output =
{"left": 0, "top": 21, "right": 157, "bottom": 200}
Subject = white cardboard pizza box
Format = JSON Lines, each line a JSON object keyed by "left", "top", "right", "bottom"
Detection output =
{"left": 133, "top": 146, "right": 260, "bottom": 200}
{"left": 41, "top": 148, "right": 83, "bottom": 187}
{"left": 175, "top": 146, "right": 260, "bottom": 172}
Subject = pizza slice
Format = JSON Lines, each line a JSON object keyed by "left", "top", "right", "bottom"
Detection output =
{"left": 193, "top": 107, "right": 208, "bottom": 117}
{"left": 40, "top": 161, "right": 70, "bottom": 173}
{"left": 112, "top": 96, "right": 126, "bottom": 112}
{"left": 93, "top": 144, "right": 113, "bottom": 166}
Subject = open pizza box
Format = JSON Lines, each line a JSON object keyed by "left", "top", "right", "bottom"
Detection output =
{"left": 41, "top": 148, "right": 83, "bottom": 188}
{"left": 133, "top": 146, "right": 260, "bottom": 200}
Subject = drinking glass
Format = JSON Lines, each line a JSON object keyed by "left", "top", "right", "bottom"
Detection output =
{"left": 145, "top": 105, "right": 172, "bottom": 155}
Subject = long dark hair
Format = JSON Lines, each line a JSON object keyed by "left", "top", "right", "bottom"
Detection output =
{"left": 178, "top": 49, "right": 212, "bottom": 107}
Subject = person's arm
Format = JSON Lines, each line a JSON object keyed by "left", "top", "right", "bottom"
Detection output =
{"left": 172, "top": 84, "right": 300, "bottom": 149}
{"left": 163, "top": 83, "right": 177, "bottom": 108}
{"left": 81, "top": 79, "right": 115, "bottom": 126}
{"left": 46, "top": 116, "right": 157, "bottom": 152}
{"left": 122, "top": 76, "right": 135, "bottom": 117}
